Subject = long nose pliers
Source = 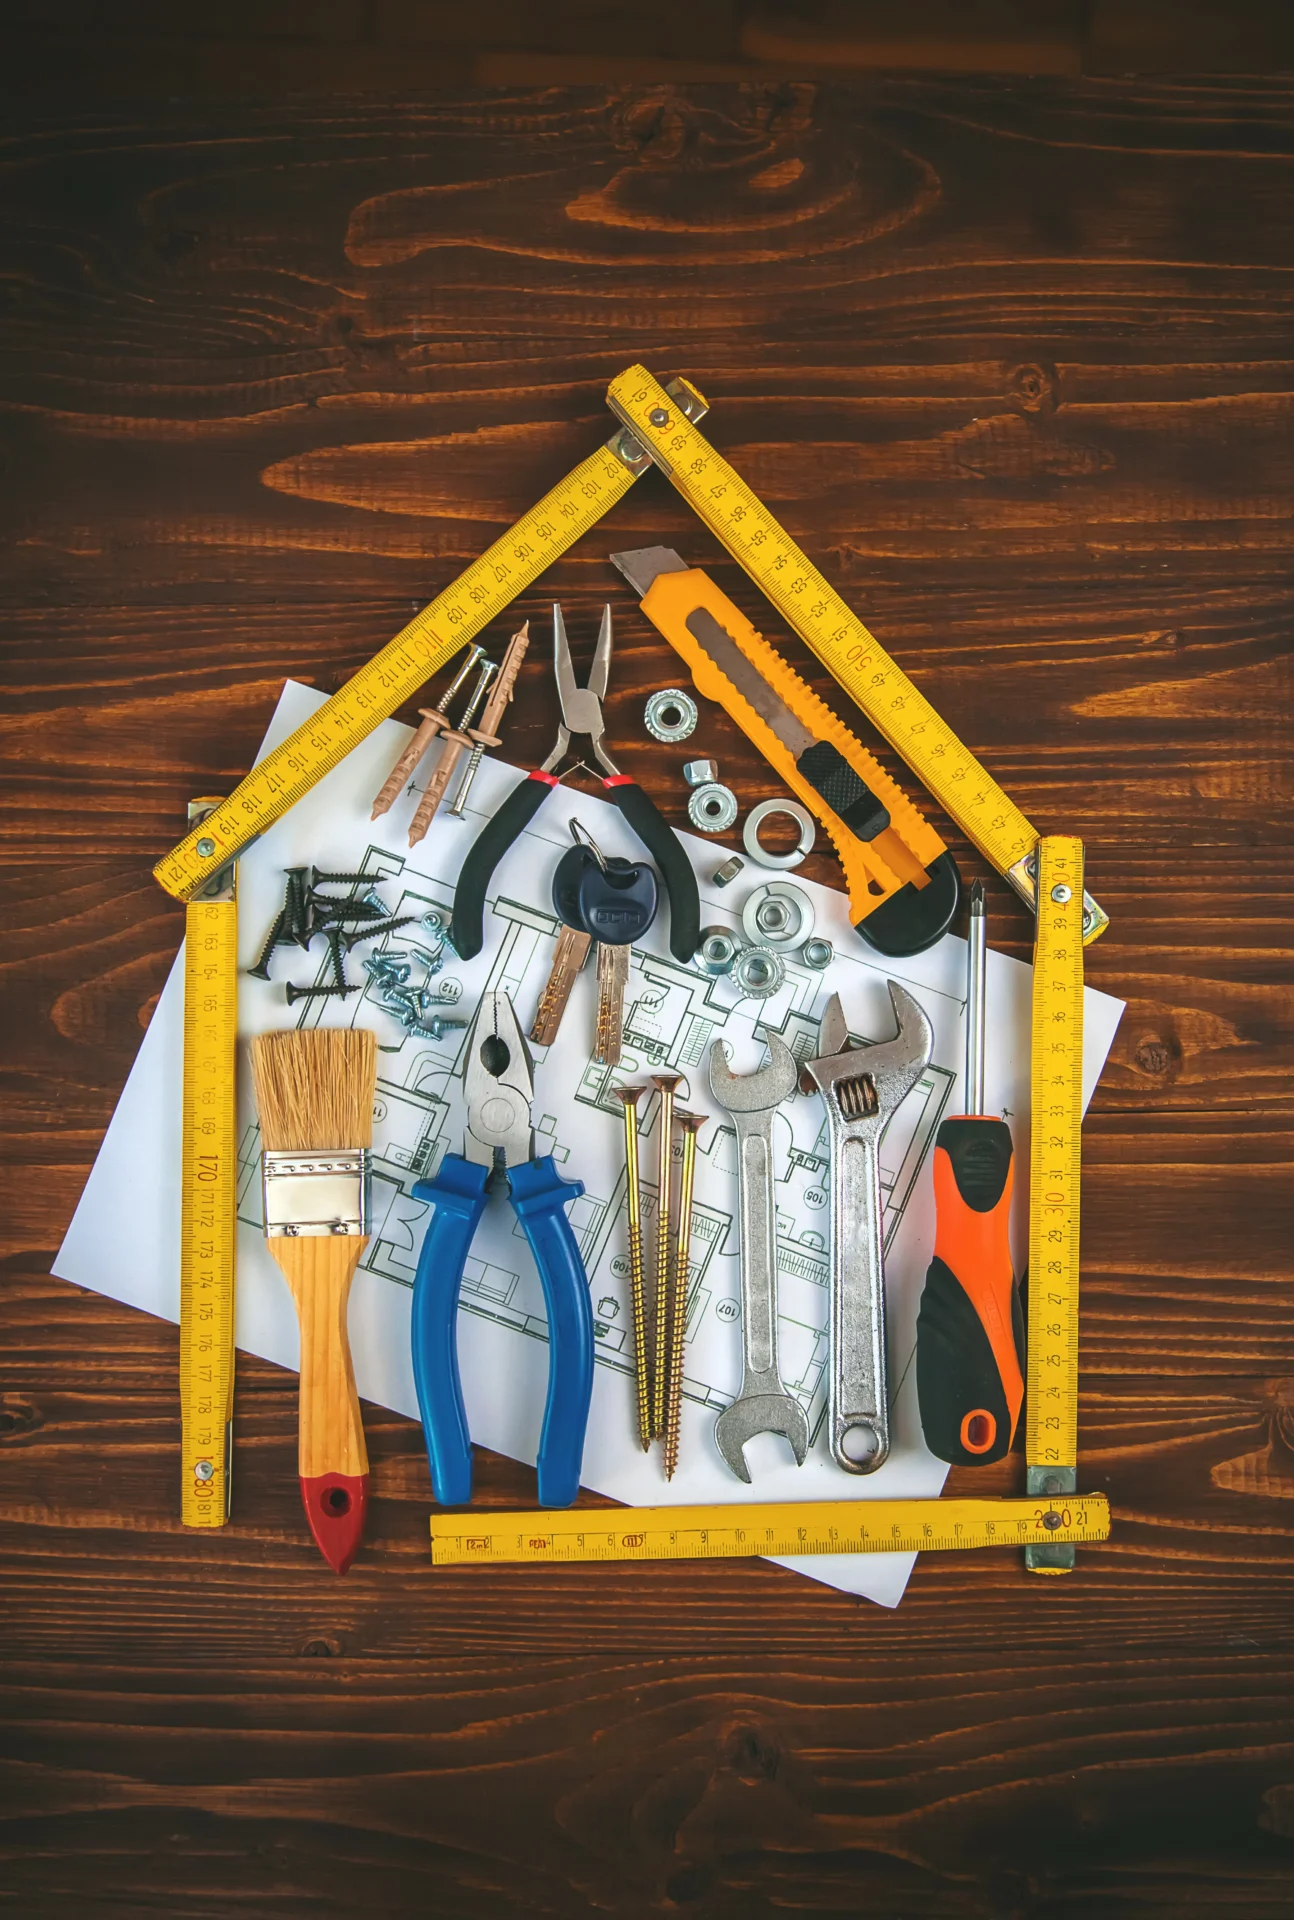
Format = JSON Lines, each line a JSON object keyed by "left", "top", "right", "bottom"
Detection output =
{"left": 450, "top": 603, "right": 701, "bottom": 962}
{"left": 409, "top": 990, "right": 594, "bottom": 1507}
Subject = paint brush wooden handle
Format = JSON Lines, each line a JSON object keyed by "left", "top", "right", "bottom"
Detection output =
{"left": 271, "top": 1237, "right": 370, "bottom": 1574}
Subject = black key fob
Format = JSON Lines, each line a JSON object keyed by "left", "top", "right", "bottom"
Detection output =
{"left": 576, "top": 857, "right": 658, "bottom": 944}
{"left": 552, "top": 843, "right": 598, "bottom": 932}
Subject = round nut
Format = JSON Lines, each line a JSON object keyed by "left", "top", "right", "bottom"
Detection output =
{"left": 644, "top": 688, "right": 699, "bottom": 743}
{"left": 730, "top": 945, "right": 786, "bottom": 1000}
{"left": 687, "top": 782, "right": 739, "bottom": 833}
{"left": 800, "top": 936, "right": 834, "bottom": 970}
{"left": 741, "top": 881, "right": 815, "bottom": 950}
{"left": 695, "top": 926, "right": 740, "bottom": 976}
{"left": 742, "top": 798, "right": 816, "bottom": 869}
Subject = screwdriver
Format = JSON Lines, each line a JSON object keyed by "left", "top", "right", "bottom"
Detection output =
{"left": 915, "top": 882, "right": 1026, "bottom": 1465}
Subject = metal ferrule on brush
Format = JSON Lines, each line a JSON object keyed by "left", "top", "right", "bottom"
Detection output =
{"left": 262, "top": 1150, "right": 371, "bottom": 1238}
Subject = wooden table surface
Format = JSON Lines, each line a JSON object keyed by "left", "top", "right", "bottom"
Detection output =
{"left": 3, "top": 79, "right": 1292, "bottom": 1917}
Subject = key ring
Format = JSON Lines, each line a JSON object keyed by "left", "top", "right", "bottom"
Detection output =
{"left": 568, "top": 818, "right": 608, "bottom": 870}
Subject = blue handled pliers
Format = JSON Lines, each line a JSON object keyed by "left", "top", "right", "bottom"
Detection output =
{"left": 410, "top": 990, "right": 594, "bottom": 1507}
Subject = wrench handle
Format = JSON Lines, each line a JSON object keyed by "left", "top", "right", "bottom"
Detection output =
{"left": 733, "top": 1118, "right": 780, "bottom": 1386}
{"left": 829, "top": 1126, "right": 889, "bottom": 1473}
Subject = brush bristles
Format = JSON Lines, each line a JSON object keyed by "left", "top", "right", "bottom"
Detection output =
{"left": 250, "top": 1028, "right": 377, "bottom": 1154}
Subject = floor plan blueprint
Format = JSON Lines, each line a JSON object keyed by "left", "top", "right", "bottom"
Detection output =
{"left": 56, "top": 682, "right": 1126, "bottom": 1609}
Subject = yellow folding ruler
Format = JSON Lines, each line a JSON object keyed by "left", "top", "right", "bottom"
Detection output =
{"left": 605, "top": 366, "right": 1107, "bottom": 946}
{"left": 431, "top": 838, "right": 1096, "bottom": 1579}
{"left": 429, "top": 1494, "right": 1110, "bottom": 1566}
{"left": 1023, "top": 835, "right": 1087, "bottom": 1573}
{"left": 152, "top": 380, "right": 707, "bottom": 903}
{"left": 179, "top": 801, "right": 239, "bottom": 1526}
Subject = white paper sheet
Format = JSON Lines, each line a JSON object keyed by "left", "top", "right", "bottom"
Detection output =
{"left": 55, "top": 682, "right": 1123, "bottom": 1606}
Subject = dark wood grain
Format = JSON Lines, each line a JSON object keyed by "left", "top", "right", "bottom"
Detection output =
{"left": 2, "top": 80, "right": 1293, "bottom": 1918}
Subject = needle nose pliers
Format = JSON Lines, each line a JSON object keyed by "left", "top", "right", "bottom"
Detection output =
{"left": 450, "top": 603, "right": 701, "bottom": 962}
{"left": 410, "top": 990, "right": 594, "bottom": 1507}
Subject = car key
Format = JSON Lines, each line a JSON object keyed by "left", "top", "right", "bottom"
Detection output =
{"left": 530, "top": 924, "right": 593, "bottom": 1047}
{"left": 562, "top": 842, "right": 659, "bottom": 1069}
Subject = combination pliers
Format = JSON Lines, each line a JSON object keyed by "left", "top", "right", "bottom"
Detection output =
{"left": 450, "top": 603, "right": 701, "bottom": 963}
{"left": 410, "top": 990, "right": 594, "bottom": 1507}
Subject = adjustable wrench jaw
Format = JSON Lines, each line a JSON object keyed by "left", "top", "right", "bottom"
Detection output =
{"left": 805, "top": 983, "right": 934, "bottom": 1475}
{"left": 708, "top": 1034, "right": 810, "bottom": 1481}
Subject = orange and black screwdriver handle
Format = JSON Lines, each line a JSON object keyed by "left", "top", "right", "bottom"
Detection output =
{"left": 916, "top": 885, "right": 1025, "bottom": 1465}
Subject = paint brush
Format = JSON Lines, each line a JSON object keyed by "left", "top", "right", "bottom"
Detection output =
{"left": 250, "top": 1026, "right": 376, "bottom": 1574}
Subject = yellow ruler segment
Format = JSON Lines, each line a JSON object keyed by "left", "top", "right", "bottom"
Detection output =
{"left": 151, "top": 397, "right": 703, "bottom": 903}
{"left": 605, "top": 365, "right": 1107, "bottom": 945}
{"left": 429, "top": 1494, "right": 1110, "bottom": 1566}
{"left": 1023, "top": 835, "right": 1086, "bottom": 1574}
{"left": 179, "top": 808, "right": 239, "bottom": 1527}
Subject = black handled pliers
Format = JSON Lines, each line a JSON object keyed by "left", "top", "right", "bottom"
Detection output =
{"left": 450, "top": 604, "right": 701, "bottom": 961}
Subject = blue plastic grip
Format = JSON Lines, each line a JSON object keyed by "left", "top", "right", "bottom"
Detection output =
{"left": 509, "top": 1156, "right": 594, "bottom": 1508}
{"left": 410, "top": 1156, "right": 490, "bottom": 1506}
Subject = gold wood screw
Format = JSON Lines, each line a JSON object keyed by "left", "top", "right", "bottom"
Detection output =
{"left": 664, "top": 1110, "right": 705, "bottom": 1481}
{"left": 650, "top": 1073, "right": 682, "bottom": 1441}
{"left": 615, "top": 1084, "right": 650, "bottom": 1452}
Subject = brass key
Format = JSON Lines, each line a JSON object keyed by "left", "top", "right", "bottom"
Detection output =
{"left": 530, "top": 925, "right": 592, "bottom": 1046}
{"left": 593, "top": 942, "right": 630, "bottom": 1066}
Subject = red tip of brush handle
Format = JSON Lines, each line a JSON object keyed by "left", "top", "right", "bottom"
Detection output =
{"left": 300, "top": 1472, "right": 368, "bottom": 1575}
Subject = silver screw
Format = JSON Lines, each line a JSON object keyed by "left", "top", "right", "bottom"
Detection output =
{"left": 196, "top": 837, "right": 216, "bottom": 859}
{"left": 1051, "top": 883, "right": 1073, "bottom": 904}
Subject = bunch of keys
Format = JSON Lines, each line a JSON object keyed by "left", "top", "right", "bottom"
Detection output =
{"left": 531, "top": 822, "right": 660, "bottom": 1065}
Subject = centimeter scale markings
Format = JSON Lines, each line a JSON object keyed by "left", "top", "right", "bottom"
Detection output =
{"left": 152, "top": 384, "right": 707, "bottom": 903}
{"left": 429, "top": 1495, "right": 1111, "bottom": 1566}
{"left": 1024, "top": 835, "right": 1087, "bottom": 1574}
{"left": 604, "top": 366, "right": 1108, "bottom": 945}
{"left": 179, "top": 802, "right": 239, "bottom": 1527}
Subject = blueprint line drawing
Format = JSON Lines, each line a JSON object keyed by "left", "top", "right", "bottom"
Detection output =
{"left": 54, "top": 680, "right": 1125, "bottom": 1610}
{"left": 236, "top": 842, "right": 956, "bottom": 1452}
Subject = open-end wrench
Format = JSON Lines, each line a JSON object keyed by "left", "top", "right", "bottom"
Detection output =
{"left": 803, "top": 982, "right": 933, "bottom": 1475}
{"left": 708, "top": 1033, "right": 809, "bottom": 1481}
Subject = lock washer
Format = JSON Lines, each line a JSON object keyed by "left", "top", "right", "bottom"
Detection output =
{"left": 742, "top": 798, "right": 816, "bottom": 870}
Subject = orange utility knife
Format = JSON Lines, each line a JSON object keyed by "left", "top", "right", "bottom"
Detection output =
{"left": 611, "top": 546, "right": 960, "bottom": 956}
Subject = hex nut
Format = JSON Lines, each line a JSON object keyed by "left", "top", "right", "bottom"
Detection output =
{"left": 800, "top": 936, "right": 834, "bottom": 970}
{"left": 696, "top": 926, "right": 741, "bottom": 976}
{"left": 741, "top": 881, "right": 815, "bottom": 950}
{"left": 683, "top": 758, "right": 718, "bottom": 788}
{"left": 712, "top": 855, "right": 745, "bottom": 888}
{"left": 687, "top": 782, "right": 739, "bottom": 833}
{"left": 644, "top": 688, "right": 699, "bottom": 743}
{"left": 730, "top": 945, "right": 786, "bottom": 1000}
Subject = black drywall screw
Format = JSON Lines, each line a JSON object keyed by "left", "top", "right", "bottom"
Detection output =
{"left": 284, "top": 981, "right": 358, "bottom": 1005}
{"left": 310, "top": 869, "right": 380, "bottom": 886}
{"left": 343, "top": 915, "right": 418, "bottom": 950}
{"left": 326, "top": 929, "right": 347, "bottom": 990}
{"left": 246, "top": 907, "right": 289, "bottom": 982}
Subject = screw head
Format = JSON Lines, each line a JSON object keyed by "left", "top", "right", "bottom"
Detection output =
{"left": 196, "top": 837, "right": 216, "bottom": 859}
{"left": 1051, "top": 883, "right": 1073, "bottom": 904}
{"left": 648, "top": 407, "right": 669, "bottom": 427}
{"left": 193, "top": 1459, "right": 215, "bottom": 1482}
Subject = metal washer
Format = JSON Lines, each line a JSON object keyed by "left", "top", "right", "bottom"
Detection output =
{"left": 742, "top": 798, "right": 816, "bottom": 870}
{"left": 741, "top": 881, "right": 815, "bottom": 950}
{"left": 644, "top": 688, "right": 698, "bottom": 743}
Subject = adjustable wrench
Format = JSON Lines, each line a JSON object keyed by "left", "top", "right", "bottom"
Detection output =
{"left": 803, "top": 982, "right": 933, "bottom": 1474}
{"left": 708, "top": 1034, "right": 809, "bottom": 1480}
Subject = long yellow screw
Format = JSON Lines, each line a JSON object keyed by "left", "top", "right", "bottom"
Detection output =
{"left": 651, "top": 1074, "right": 682, "bottom": 1441}
{"left": 664, "top": 1111, "right": 705, "bottom": 1480}
{"left": 615, "top": 1085, "right": 650, "bottom": 1451}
